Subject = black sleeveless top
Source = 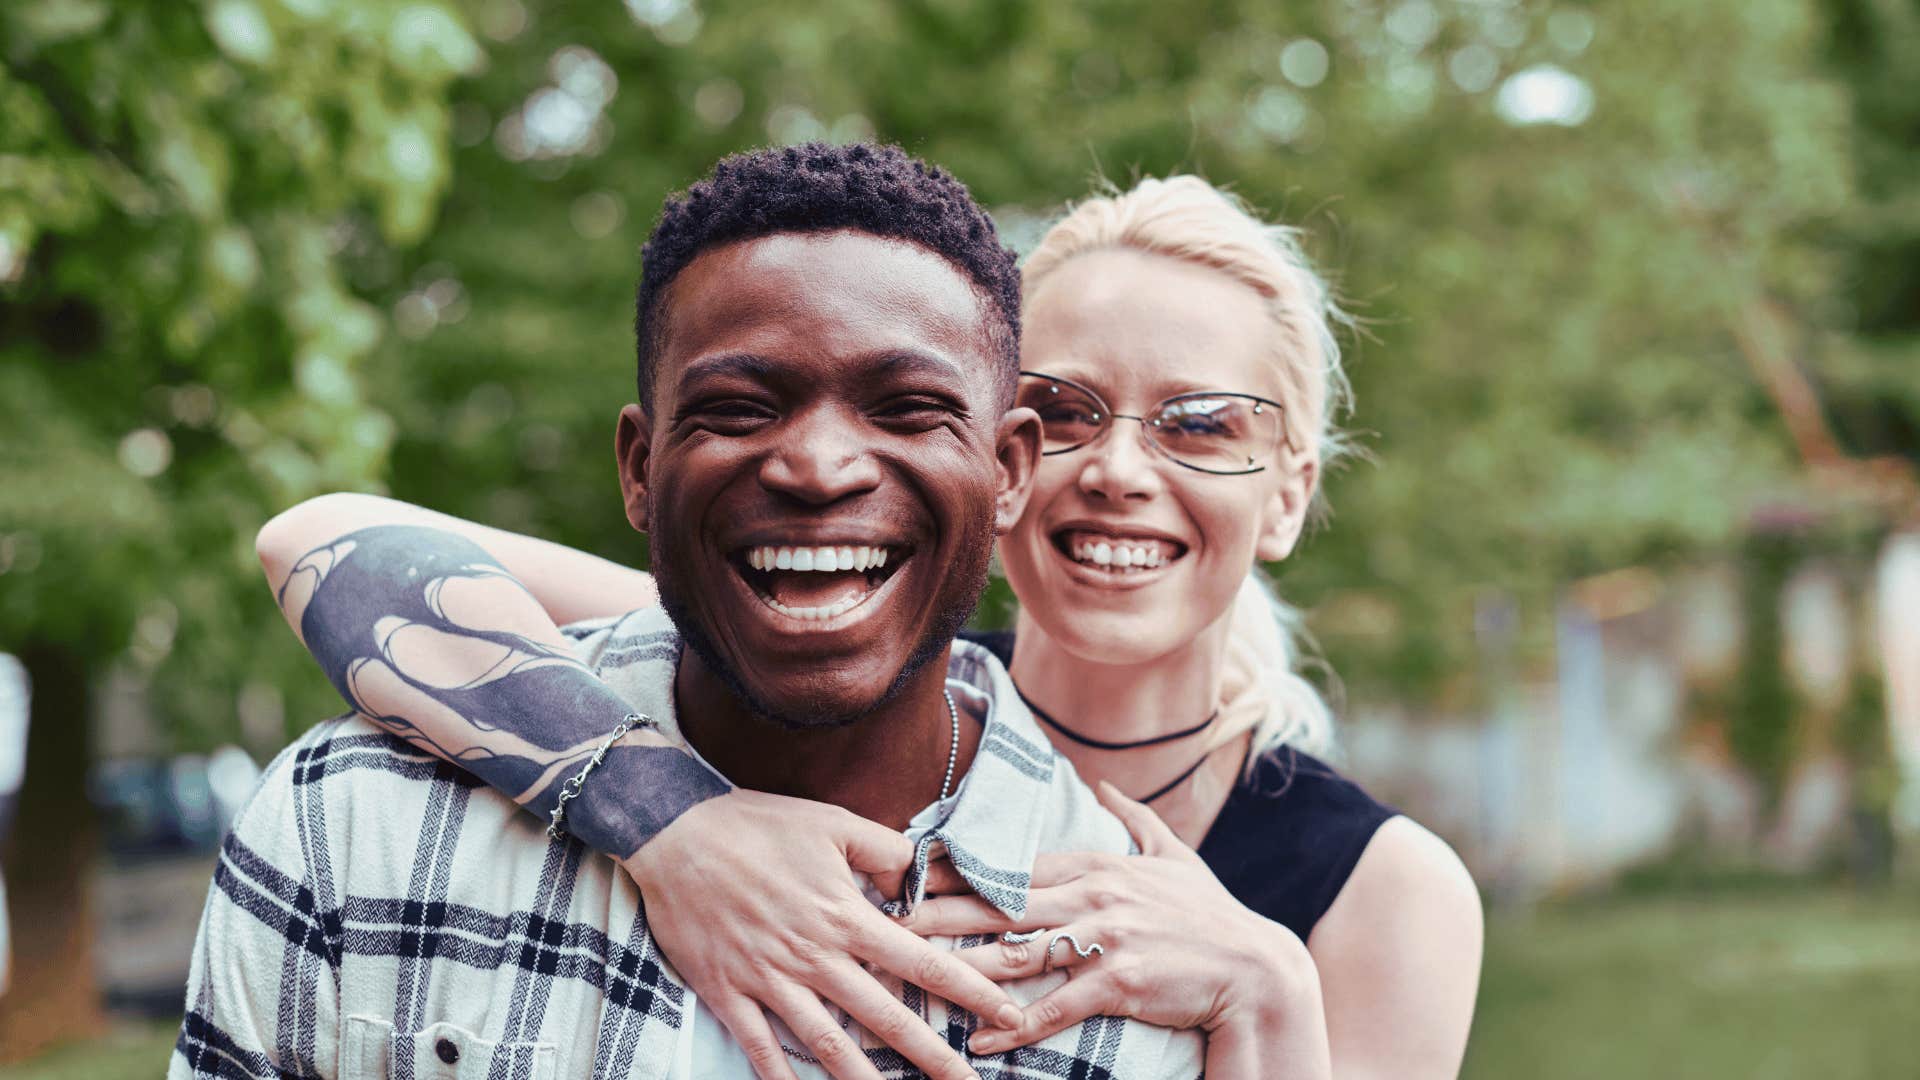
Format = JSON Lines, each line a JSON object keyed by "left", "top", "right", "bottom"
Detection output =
{"left": 961, "top": 629, "right": 1398, "bottom": 942}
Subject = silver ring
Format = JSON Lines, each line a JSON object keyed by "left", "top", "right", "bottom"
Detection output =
{"left": 1042, "top": 931, "right": 1105, "bottom": 973}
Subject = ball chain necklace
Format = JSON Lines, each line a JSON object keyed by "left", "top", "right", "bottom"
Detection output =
{"left": 938, "top": 688, "right": 960, "bottom": 801}
{"left": 782, "top": 688, "right": 959, "bottom": 1069}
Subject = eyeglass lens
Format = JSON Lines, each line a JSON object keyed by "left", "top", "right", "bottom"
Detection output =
{"left": 1015, "top": 374, "right": 1284, "bottom": 473}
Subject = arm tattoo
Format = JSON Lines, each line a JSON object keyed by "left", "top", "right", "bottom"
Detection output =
{"left": 278, "top": 524, "right": 727, "bottom": 857}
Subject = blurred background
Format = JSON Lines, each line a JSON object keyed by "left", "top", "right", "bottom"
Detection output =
{"left": 1, "top": 0, "right": 1916, "bottom": 1075}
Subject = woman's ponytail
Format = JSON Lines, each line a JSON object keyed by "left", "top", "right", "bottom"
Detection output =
{"left": 1212, "top": 570, "right": 1336, "bottom": 765}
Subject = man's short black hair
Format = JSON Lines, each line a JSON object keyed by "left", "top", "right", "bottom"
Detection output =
{"left": 634, "top": 141, "right": 1021, "bottom": 409}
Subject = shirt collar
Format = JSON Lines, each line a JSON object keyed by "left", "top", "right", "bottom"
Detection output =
{"left": 586, "top": 608, "right": 1053, "bottom": 919}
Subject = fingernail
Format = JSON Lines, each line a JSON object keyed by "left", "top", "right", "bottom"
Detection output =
{"left": 995, "top": 1004, "right": 1022, "bottom": 1029}
{"left": 970, "top": 1032, "right": 1004, "bottom": 1054}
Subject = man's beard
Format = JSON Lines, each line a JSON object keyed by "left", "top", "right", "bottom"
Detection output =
{"left": 649, "top": 504, "right": 996, "bottom": 731}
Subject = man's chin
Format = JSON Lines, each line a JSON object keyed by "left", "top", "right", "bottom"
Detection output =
{"left": 746, "top": 698, "right": 868, "bottom": 732}
{"left": 686, "top": 625, "right": 962, "bottom": 735}
{"left": 726, "top": 655, "right": 938, "bottom": 732}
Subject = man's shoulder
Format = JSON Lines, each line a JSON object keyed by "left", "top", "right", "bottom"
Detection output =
{"left": 1024, "top": 739, "right": 1136, "bottom": 856}
{"left": 560, "top": 607, "right": 679, "bottom": 673}
{"left": 255, "top": 713, "right": 484, "bottom": 802}
{"left": 229, "top": 714, "right": 536, "bottom": 890}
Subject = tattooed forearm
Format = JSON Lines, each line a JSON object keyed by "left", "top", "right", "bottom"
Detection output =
{"left": 279, "top": 524, "right": 727, "bottom": 857}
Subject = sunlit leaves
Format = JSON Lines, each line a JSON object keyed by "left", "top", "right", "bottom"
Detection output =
{"left": 0, "top": 1, "right": 476, "bottom": 743}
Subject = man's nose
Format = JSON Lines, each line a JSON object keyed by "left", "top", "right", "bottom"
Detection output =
{"left": 1076, "top": 418, "right": 1164, "bottom": 502}
{"left": 757, "top": 406, "right": 883, "bottom": 504}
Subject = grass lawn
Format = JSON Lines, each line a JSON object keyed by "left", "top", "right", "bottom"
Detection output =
{"left": 10, "top": 888, "right": 1916, "bottom": 1078}
{"left": 1464, "top": 888, "right": 1920, "bottom": 1079}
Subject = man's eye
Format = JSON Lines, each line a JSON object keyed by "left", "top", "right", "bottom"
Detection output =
{"left": 875, "top": 397, "right": 960, "bottom": 422}
{"left": 685, "top": 399, "right": 775, "bottom": 428}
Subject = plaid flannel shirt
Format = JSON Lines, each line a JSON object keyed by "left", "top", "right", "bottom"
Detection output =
{"left": 172, "top": 606, "right": 1204, "bottom": 1079}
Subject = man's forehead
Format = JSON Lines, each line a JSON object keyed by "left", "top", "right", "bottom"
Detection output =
{"left": 656, "top": 230, "right": 991, "bottom": 384}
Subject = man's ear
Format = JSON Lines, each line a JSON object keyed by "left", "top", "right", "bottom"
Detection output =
{"left": 1254, "top": 451, "right": 1317, "bottom": 563}
{"left": 616, "top": 404, "right": 653, "bottom": 533}
{"left": 993, "top": 405, "right": 1042, "bottom": 535}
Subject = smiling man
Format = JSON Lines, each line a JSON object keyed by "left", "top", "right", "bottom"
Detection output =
{"left": 173, "top": 144, "right": 1204, "bottom": 1080}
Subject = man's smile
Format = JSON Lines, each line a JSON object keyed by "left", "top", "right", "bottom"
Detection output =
{"left": 728, "top": 537, "right": 914, "bottom": 627}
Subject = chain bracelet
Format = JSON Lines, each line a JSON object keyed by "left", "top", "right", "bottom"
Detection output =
{"left": 547, "top": 712, "right": 650, "bottom": 839}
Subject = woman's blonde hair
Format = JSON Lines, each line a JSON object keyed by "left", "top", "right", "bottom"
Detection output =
{"left": 1021, "top": 176, "right": 1352, "bottom": 763}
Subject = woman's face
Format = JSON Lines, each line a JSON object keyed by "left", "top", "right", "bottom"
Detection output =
{"left": 999, "top": 247, "right": 1316, "bottom": 665}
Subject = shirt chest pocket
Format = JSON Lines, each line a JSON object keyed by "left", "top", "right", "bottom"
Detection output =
{"left": 344, "top": 1015, "right": 558, "bottom": 1080}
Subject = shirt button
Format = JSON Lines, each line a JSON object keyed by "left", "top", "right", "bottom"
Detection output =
{"left": 435, "top": 1037, "right": 460, "bottom": 1064}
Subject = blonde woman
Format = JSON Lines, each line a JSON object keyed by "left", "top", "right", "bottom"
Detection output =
{"left": 257, "top": 175, "right": 1480, "bottom": 1079}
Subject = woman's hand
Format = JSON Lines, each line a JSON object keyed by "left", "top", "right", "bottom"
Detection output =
{"left": 622, "top": 789, "right": 1025, "bottom": 1080}
{"left": 903, "top": 781, "right": 1332, "bottom": 1079}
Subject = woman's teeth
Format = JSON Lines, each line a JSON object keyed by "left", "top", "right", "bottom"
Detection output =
{"left": 1069, "top": 538, "right": 1174, "bottom": 570}
{"left": 746, "top": 545, "right": 889, "bottom": 572}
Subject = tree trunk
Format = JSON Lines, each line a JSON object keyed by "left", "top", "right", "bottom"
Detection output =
{"left": 0, "top": 643, "right": 104, "bottom": 1063}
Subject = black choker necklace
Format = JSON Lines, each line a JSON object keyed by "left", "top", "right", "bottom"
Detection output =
{"left": 1138, "top": 751, "right": 1214, "bottom": 804}
{"left": 1013, "top": 684, "right": 1218, "bottom": 751}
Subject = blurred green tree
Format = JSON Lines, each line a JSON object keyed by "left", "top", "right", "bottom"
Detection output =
{"left": 1822, "top": 0, "right": 1920, "bottom": 462}
{"left": 0, "top": 0, "right": 476, "bottom": 1052}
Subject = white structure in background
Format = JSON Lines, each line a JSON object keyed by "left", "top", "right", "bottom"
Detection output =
{"left": 1343, "top": 549, "right": 1911, "bottom": 899}
{"left": 0, "top": 653, "right": 29, "bottom": 998}
{"left": 1769, "top": 563, "right": 1855, "bottom": 865}
{"left": 1881, "top": 531, "right": 1920, "bottom": 831}
{"left": 205, "top": 744, "right": 263, "bottom": 834}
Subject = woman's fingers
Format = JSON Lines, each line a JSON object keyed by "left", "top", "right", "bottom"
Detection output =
{"left": 764, "top": 987, "right": 887, "bottom": 1080}
{"left": 951, "top": 926, "right": 1109, "bottom": 983}
{"left": 854, "top": 915, "right": 1024, "bottom": 1030}
{"left": 705, "top": 993, "right": 804, "bottom": 1080}
{"left": 817, "top": 964, "right": 985, "bottom": 1080}
{"left": 920, "top": 857, "right": 969, "bottom": 896}
{"left": 1094, "top": 779, "right": 1189, "bottom": 860}
{"left": 967, "top": 973, "right": 1119, "bottom": 1056}
{"left": 901, "top": 893, "right": 1008, "bottom": 936}
{"left": 1028, "top": 850, "right": 1121, "bottom": 888}
{"left": 903, "top": 887, "right": 1086, "bottom": 938}
{"left": 837, "top": 812, "right": 916, "bottom": 900}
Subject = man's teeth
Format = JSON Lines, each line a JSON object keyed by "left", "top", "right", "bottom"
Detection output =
{"left": 761, "top": 593, "right": 867, "bottom": 621}
{"left": 1070, "top": 538, "right": 1174, "bottom": 570}
{"left": 746, "top": 545, "right": 890, "bottom": 572}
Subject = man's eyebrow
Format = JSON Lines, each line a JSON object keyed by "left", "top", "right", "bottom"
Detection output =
{"left": 868, "top": 349, "right": 966, "bottom": 382}
{"left": 676, "top": 353, "right": 781, "bottom": 385}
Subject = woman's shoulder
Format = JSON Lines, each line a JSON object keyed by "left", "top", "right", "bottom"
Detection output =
{"left": 1196, "top": 745, "right": 1400, "bottom": 940}
{"left": 1306, "top": 814, "right": 1482, "bottom": 1069}
{"left": 1235, "top": 745, "right": 1397, "bottom": 823}
{"left": 1323, "top": 814, "right": 1479, "bottom": 943}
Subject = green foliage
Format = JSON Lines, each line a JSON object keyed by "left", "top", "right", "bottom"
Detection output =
{"left": 381, "top": 0, "right": 1886, "bottom": 700}
{"left": 1820, "top": 0, "right": 1920, "bottom": 460}
{"left": 1730, "top": 531, "right": 1804, "bottom": 811}
{"left": 0, "top": 1, "right": 476, "bottom": 742}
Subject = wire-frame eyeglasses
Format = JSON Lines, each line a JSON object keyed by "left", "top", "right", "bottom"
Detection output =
{"left": 1015, "top": 370, "right": 1293, "bottom": 476}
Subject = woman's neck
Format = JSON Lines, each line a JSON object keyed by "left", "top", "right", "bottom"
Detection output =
{"left": 1008, "top": 608, "right": 1246, "bottom": 845}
